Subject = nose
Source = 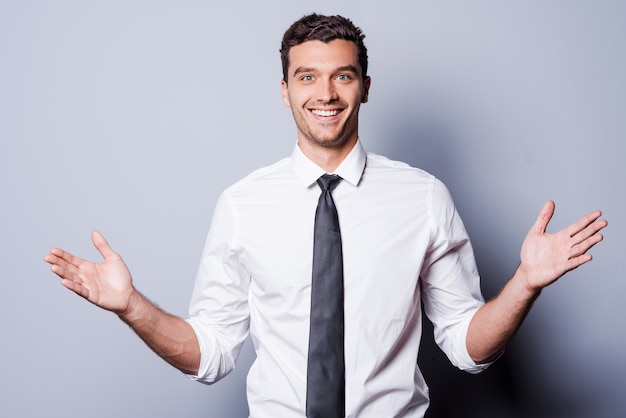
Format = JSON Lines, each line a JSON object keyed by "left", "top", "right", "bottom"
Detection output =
{"left": 317, "top": 79, "right": 338, "bottom": 103}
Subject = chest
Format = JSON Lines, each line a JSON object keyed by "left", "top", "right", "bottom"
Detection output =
{"left": 234, "top": 185, "right": 432, "bottom": 303}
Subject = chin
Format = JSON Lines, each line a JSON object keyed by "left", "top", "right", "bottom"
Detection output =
{"left": 313, "top": 136, "right": 351, "bottom": 148}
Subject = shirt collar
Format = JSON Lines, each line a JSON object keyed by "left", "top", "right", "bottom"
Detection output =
{"left": 291, "top": 140, "right": 367, "bottom": 188}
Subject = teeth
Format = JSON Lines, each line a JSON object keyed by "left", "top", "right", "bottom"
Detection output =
{"left": 312, "top": 109, "right": 339, "bottom": 117}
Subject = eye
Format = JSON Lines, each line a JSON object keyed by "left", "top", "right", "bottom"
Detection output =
{"left": 301, "top": 75, "right": 314, "bottom": 82}
{"left": 336, "top": 74, "right": 352, "bottom": 81}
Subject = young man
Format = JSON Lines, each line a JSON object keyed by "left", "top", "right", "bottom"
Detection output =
{"left": 44, "top": 14, "right": 606, "bottom": 418}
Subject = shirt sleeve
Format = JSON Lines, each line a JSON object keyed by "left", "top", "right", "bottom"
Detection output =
{"left": 185, "top": 191, "right": 251, "bottom": 384}
{"left": 420, "top": 178, "right": 492, "bottom": 374}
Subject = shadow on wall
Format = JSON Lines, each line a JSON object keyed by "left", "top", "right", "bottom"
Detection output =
{"left": 377, "top": 104, "right": 579, "bottom": 418}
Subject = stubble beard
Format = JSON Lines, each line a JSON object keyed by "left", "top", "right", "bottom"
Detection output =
{"left": 294, "top": 104, "right": 360, "bottom": 150}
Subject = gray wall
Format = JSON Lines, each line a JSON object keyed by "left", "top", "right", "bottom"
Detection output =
{"left": 1, "top": 1, "right": 623, "bottom": 417}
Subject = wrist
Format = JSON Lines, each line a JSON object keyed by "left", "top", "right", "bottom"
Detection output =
{"left": 513, "top": 265, "right": 543, "bottom": 300}
{"left": 118, "top": 288, "right": 144, "bottom": 324}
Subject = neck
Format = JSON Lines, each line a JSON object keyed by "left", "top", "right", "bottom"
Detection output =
{"left": 298, "top": 137, "right": 357, "bottom": 173}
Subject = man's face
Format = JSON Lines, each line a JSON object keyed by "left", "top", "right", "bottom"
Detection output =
{"left": 281, "top": 39, "right": 370, "bottom": 152}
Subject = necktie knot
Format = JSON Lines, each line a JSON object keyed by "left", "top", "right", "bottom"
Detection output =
{"left": 317, "top": 174, "right": 341, "bottom": 192}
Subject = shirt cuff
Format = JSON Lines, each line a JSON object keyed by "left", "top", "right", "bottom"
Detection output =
{"left": 454, "top": 308, "right": 498, "bottom": 374}
{"left": 183, "top": 318, "right": 214, "bottom": 384}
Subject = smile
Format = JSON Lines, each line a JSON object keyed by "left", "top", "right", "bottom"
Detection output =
{"left": 311, "top": 109, "right": 340, "bottom": 117}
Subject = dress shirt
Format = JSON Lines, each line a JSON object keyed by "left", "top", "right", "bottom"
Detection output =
{"left": 186, "top": 140, "right": 490, "bottom": 417}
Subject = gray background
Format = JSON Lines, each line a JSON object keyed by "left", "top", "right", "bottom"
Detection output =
{"left": 1, "top": 1, "right": 623, "bottom": 417}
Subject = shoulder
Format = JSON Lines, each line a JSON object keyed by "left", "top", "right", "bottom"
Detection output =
{"left": 364, "top": 152, "right": 456, "bottom": 215}
{"left": 364, "top": 152, "right": 437, "bottom": 184}
{"left": 224, "top": 157, "right": 294, "bottom": 194}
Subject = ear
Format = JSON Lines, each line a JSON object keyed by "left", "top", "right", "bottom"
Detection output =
{"left": 361, "top": 76, "right": 371, "bottom": 103}
{"left": 281, "top": 80, "right": 291, "bottom": 107}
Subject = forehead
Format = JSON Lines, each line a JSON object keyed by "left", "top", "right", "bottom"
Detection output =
{"left": 288, "top": 39, "right": 360, "bottom": 74}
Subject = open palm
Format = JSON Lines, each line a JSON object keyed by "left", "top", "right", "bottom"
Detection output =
{"left": 520, "top": 201, "right": 606, "bottom": 292}
{"left": 44, "top": 230, "right": 134, "bottom": 314}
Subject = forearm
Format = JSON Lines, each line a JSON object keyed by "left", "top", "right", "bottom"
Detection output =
{"left": 119, "top": 290, "right": 201, "bottom": 375}
{"left": 466, "top": 267, "right": 540, "bottom": 364}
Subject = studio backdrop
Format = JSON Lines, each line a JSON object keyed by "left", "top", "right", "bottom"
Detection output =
{"left": 1, "top": 1, "right": 623, "bottom": 417}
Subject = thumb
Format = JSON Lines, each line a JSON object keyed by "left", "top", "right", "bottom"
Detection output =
{"left": 531, "top": 200, "right": 555, "bottom": 235}
{"left": 91, "top": 230, "right": 120, "bottom": 261}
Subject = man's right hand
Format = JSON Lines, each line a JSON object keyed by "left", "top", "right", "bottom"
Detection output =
{"left": 44, "top": 230, "right": 135, "bottom": 314}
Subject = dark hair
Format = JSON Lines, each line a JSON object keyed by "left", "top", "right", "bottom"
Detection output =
{"left": 280, "top": 13, "right": 368, "bottom": 83}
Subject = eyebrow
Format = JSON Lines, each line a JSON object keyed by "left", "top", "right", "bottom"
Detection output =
{"left": 292, "top": 65, "right": 360, "bottom": 78}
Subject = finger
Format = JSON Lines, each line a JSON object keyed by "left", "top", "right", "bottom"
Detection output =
{"left": 531, "top": 200, "right": 555, "bottom": 235}
{"left": 61, "top": 278, "right": 90, "bottom": 299}
{"left": 571, "top": 218, "right": 608, "bottom": 246}
{"left": 44, "top": 251, "right": 83, "bottom": 283}
{"left": 44, "top": 252, "right": 72, "bottom": 275}
{"left": 566, "top": 210, "right": 604, "bottom": 237}
{"left": 47, "top": 247, "right": 84, "bottom": 269}
{"left": 49, "top": 261, "right": 83, "bottom": 285}
{"left": 564, "top": 253, "right": 593, "bottom": 271}
{"left": 91, "top": 230, "right": 120, "bottom": 261}
{"left": 570, "top": 232, "right": 604, "bottom": 258}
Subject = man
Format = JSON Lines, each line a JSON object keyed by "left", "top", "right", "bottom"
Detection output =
{"left": 44, "top": 13, "right": 607, "bottom": 418}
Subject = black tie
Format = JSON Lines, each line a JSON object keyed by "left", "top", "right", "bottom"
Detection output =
{"left": 306, "top": 174, "right": 345, "bottom": 418}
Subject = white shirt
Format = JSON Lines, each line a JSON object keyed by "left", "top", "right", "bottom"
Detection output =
{"left": 186, "top": 141, "right": 489, "bottom": 417}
